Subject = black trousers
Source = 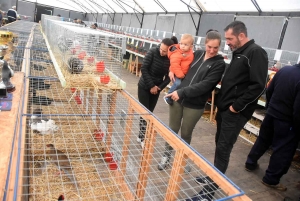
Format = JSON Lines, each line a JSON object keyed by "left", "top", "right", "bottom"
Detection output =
{"left": 137, "top": 86, "right": 160, "bottom": 139}
{"left": 8, "top": 18, "right": 16, "bottom": 23}
{"left": 214, "top": 109, "right": 248, "bottom": 174}
{"left": 246, "top": 114, "right": 298, "bottom": 185}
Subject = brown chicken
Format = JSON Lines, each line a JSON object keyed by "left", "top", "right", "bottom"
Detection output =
{"left": 46, "top": 144, "right": 79, "bottom": 189}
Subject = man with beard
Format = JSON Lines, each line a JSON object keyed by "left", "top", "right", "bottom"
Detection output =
{"left": 192, "top": 21, "right": 268, "bottom": 201}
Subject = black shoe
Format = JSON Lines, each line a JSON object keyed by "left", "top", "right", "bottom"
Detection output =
{"left": 185, "top": 188, "right": 215, "bottom": 201}
{"left": 245, "top": 163, "right": 259, "bottom": 172}
{"left": 164, "top": 97, "right": 173, "bottom": 105}
{"left": 195, "top": 176, "right": 214, "bottom": 185}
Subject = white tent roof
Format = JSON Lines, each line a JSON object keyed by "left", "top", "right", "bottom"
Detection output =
{"left": 23, "top": 0, "right": 300, "bottom": 13}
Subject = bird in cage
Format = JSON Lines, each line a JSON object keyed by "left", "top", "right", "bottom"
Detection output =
{"left": 30, "top": 118, "right": 58, "bottom": 134}
{"left": 30, "top": 89, "right": 53, "bottom": 105}
{"left": 58, "top": 194, "right": 64, "bottom": 201}
{"left": 46, "top": 144, "right": 79, "bottom": 189}
{"left": 67, "top": 57, "right": 84, "bottom": 74}
{"left": 0, "top": 59, "right": 16, "bottom": 93}
{"left": 33, "top": 63, "right": 47, "bottom": 71}
{"left": 33, "top": 160, "right": 48, "bottom": 176}
{"left": 29, "top": 78, "right": 51, "bottom": 90}
{"left": 30, "top": 108, "right": 49, "bottom": 122}
{"left": 57, "top": 36, "right": 73, "bottom": 52}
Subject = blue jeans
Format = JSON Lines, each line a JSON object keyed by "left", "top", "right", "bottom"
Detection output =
{"left": 168, "top": 77, "right": 181, "bottom": 94}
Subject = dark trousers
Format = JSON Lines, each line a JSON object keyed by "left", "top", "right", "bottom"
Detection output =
{"left": 8, "top": 18, "right": 15, "bottom": 23}
{"left": 138, "top": 86, "right": 160, "bottom": 139}
{"left": 246, "top": 114, "right": 298, "bottom": 185}
{"left": 214, "top": 109, "right": 248, "bottom": 173}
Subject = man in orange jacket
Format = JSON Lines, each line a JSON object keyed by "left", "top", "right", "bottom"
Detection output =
{"left": 165, "top": 34, "right": 194, "bottom": 105}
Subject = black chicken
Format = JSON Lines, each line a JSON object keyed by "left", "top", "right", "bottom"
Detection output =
{"left": 68, "top": 57, "right": 84, "bottom": 74}
{"left": 29, "top": 78, "right": 51, "bottom": 90}
{"left": 30, "top": 89, "right": 53, "bottom": 106}
{"left": 58, "top": 194, "right": 64, "bottom": 200}
{"left": 33, "top": 63, "right": 47, "bottom": 71}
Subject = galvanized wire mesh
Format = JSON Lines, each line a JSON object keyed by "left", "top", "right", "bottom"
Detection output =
{"left": 7, "top": 18, "right": 249, "bottom": 201}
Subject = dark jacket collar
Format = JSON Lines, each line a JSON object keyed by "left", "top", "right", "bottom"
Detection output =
{"left": 233, "top": 39, "right": 255, "bottom": 54}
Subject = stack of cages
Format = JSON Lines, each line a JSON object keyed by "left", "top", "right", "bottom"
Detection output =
{"left": 42, "top": 15, "right": 126, "bottom": 90}
{"left": 0, "top": 21, "right": 36, "bottom": 72}
{"left": 10, "top": 15, "right": 250, "bottom": 201}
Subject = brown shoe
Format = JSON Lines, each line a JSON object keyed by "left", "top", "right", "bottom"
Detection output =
{"left": 261, "top": 180, "right": 287, "bottom": 191}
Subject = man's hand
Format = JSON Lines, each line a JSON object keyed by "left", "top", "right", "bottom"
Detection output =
{"left": 229, "top": 105, "right": 238, "bottom": 113}
{"left": 150, "top": 86, "right": 161, "bottom": 94}
{"left": 165, "top": 91, "right": 179, "bottom": 101}
{"left": 169, "top": 71, "right": 175, "bottom": 82}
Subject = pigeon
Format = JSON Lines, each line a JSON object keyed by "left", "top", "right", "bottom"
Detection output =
{"left": 30, "top": 119, "right": 58, "bottom": 134}
{"left": 46, "top": 144, "right": 79, "bottom": 189}
{"left": 0, "top": 60, "right": 15, "bottom": 92}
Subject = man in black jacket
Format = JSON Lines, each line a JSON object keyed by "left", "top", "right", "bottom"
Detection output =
{"left": 194, "top": 21, "right": 268, "bottom": 200}
{"left": 245, "top": 63, "right": 300, "bottom": 191}
{"left": 7, "top": 6, "right": 17, "bottom": 23}
{"left": 213, "top": 21, "right": 268, "bottom": 175}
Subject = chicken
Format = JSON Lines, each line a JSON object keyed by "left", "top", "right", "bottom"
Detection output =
{"left": 30, "top": 89, "right": 53, "bottom": 105}
{"left": 33, "top": 63, "right": 47, "bottom": 71}
{"left": 31, "top": 119, "right": 58, "bottom": 134}
{"left": 68, "top": 57, "right": 84, "bottom": 74}
{"left": 29, "top": 78, "right": 51, "bottom": 90}
{"left": 33, "top": 160, "right": 48, "bottom": 176}
{"left": 46, "top": 144, "right": 79, "bottom": 188}
{"left": 58, "top": 194, "right": 64, "bottom": 200}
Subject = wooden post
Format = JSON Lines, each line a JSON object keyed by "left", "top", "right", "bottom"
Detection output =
{"left": 164, "top": 149, "right": 186, "bottom": 201}
{"left": 96, "top": 89, "right": 102, "bottom": 115}
{"left": 105, "top": 91, "right": 117, "bottom": 152}
{"left": 120, "top": 106, "right": 134, "bottom": 175}
{"left": 136, "top": 119, "right": 157, "bottom": 200}
{"left": 120, "top": 91, "right": 252, "bottom": 201}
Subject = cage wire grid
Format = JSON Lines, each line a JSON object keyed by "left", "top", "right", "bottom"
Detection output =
{"left": 42, "top": 16, "right": 125, "bottom": 90}
{"left": 5, "top": 18, "right": 248, "bottom": 201}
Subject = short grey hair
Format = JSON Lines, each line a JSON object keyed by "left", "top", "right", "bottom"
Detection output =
{"left": 12, "top": 6, "right": 16, "bottom": 9}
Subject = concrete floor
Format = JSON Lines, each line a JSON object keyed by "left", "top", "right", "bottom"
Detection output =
{"left": 120, "top": 67, "right": 300, "bottom": 201}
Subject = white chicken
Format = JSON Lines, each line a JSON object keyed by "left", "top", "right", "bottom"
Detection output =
{"left": 31, "top": 119, "right": 59, "bottom": 134}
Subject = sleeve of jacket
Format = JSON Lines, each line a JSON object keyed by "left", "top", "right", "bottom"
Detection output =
{"left": 232, "top": 48, "right": 269, "bottom": 112}
{"left": 265, "top": 72, "right": 276, "bottom": 108}
{"left": 169, "top": 52, "right": 185, "bottom": 78}
{"left": 293, "top": 82, "right": 300, "bottom": 135}
{"left": 158, "top": 74, "right": 170, "bottom": 90}
{"left": 177, "top": 61, "right": 225, "bottom": 98}
{"left": 141, "top": 49, "right": 155, "bottom": 89}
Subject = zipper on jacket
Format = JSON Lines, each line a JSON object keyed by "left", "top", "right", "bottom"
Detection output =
{"left": 182, "top": 53, "right": 204, "bottom": 105}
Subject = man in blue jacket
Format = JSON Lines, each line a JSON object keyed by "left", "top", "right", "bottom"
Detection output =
{"left": 245, "top": 62, "right": 300, "bottom": 191}
{"left": 7, "top": 6, "right": 17, "bottom": 23}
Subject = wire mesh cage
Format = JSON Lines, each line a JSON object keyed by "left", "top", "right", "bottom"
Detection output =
{"left": 3, "top": 19, "right": 250, "bottom": 201}
{"left": 41, "top": 16, "right": 126, "bottom": 91}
